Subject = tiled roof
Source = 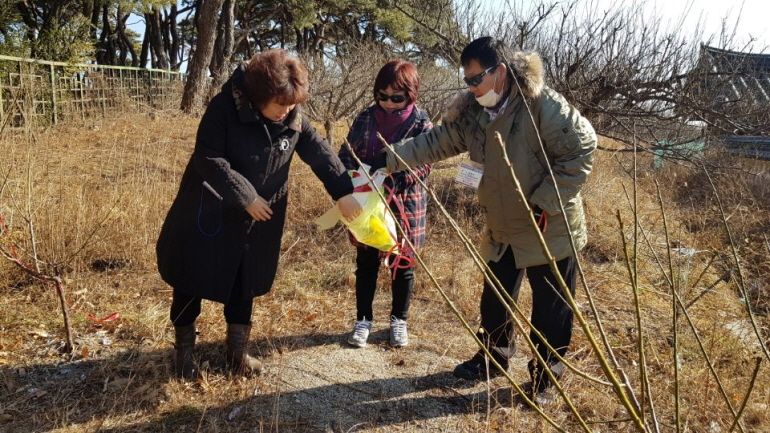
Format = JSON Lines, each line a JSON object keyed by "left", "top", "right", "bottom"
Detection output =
{"left": 699, "top": 45, "right": 770, "bottom": 104}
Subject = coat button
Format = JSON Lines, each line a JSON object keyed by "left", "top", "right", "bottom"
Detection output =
{"left": 244, "top": 244, "right": 250, "bottom": 251}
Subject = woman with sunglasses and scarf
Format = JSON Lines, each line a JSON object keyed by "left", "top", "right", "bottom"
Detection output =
{"left": 338, "top": 60, "right": 433, "bottom": 348}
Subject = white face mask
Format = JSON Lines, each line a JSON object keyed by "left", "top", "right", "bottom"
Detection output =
{"left": 475, "top": 71, "right": 502, "bottom": 107}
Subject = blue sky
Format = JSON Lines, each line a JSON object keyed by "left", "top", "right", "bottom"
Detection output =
{"left": 483, "top": 0, "right": 769, "bottom": 51}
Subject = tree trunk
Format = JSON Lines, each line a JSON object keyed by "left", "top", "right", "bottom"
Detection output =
{"left": 314, "top": 23, "right": 325, "bottom": 57}
{"left": 209, "top": 11, "right": 225, "bottom": 75}
{"left": 117, "top": 11, "right": 137, "bottom": 66}
{"left": 295, "top": 28, "right": 303, "bottom": 53}
{"left": 88, "top": 0, "right": 101, "bottom": 43}
{"left": 146, "top": 8, "right": 169, "bottom": 69}
{"left": 116, "top": 5, "right": 127, "bottom": 65}
{"left": 209, "top": 0, "right": 235, "bottom": 95}
{"left": 169, "top": 5, "right": 181, "bottom": 69}
{"left": 16, "top": 2, "right": 39, "bottom": 55}
{"left": 98, "top": 3, "right": 113, "bottom": 64}
{"left": 160, "top": 7, "right": 172, "bottom": 63}
{"left": 181, "top": 0, "right": 226, "bottom": 113}
{"left": 247, "top": 32, "right": 256, "bottom": 56}
{"left": 139, "top": 30, "right": 149, "bottom": 68}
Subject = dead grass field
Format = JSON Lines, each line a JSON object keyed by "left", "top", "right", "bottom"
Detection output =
{"left": 0, "top": 112, "right": 768, "bottom": 432}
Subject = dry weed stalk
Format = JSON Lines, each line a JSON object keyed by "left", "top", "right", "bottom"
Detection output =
{"left": 616, "top": 211, "right": 660, "bottom": 433}
{"left": 24, "top": 133, "right": 41, "bottom": 272}
{"left": 653, "top": 180, "right": 681, "bottom": 433}
{"left": 702, "top": 166, "right": 770, "bottom": 362}
{"left": 616, "top": 157, "right": 752, "bottom": 432}
{"left": 684, "top": 252, "right": 720, "bottom": 309}
{"left": 727, "top": 357, "right": 762, "bottom": 433}
{"left": 628, "top": 207, "right": 749, "bottom": 432}
{"left": 632, "top": 137, "right": 661, "bottom": 433}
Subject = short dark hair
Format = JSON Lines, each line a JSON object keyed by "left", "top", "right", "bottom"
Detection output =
{"left": 460, "top": 36, "right": 505, "bottom": 69}
{"left": 243, "top": 49, "right": 309, "bottom": 108}
{"left": 373, "top": 60, "right": 420, "bottom": 104}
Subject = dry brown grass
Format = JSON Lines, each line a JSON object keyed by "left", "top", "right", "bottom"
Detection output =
{"left": 0, "top": 112, "right": 768, "bottom": 432}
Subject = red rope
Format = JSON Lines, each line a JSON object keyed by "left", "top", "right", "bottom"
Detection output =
{"left": 382, "top": 180, "right": 415, "bottom": 279}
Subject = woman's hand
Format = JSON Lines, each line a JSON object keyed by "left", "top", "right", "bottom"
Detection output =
{"left": 245, "top": 195, "right": 273, "bottom": 221}
{"left": 337, "top": 194, "right": 362, "bottom": 222}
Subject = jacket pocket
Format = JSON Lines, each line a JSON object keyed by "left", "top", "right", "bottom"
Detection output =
{"left": 197, "top": 182, "right": 223, "bottom": 237}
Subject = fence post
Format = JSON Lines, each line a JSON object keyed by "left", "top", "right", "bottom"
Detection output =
{"left": 149, "top": 70, "right": 154, "bottom": 108}
{"left": 0, "top": 69, "right": 4, "bottom": 126}
{"left": 18, "top": 61, "right": 24, "bottom": 125}
{"left": 78, "top": 72, "right": 85, "bottom": 120}
{"left": 99, "top": 68, "right": 106, "bottom": 116}
{"left": 131, "top": 71, "right": 144, "bottom": 107}
{"left": 50, "top": 64, "right": 58, "bottom": 125}
{"left": 118, "top": 69, "right": 123, "bottom": 108}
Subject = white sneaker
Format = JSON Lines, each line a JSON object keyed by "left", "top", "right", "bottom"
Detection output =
{"left": 389, "top": 316, "right": 409, "bottom": 347}
{"left": 347, "top": 319, "right": 372, "bottom": 348}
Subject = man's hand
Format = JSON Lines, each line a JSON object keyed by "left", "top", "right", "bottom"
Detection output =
{"left": 532, "top": 205, "right": 548, "bottom": 233}
{"left": 245, "top": 195, "right": 273, "bottom": 221}
{"left": 338, "top": 194, "right": 362, "bottom": 222}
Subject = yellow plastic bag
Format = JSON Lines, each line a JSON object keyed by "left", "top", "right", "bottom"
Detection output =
{"left": 315, "top": 166, "right": 398, "bottom": 252}
{"left": 346, "top": 185, "right": 398, "bottom": 251}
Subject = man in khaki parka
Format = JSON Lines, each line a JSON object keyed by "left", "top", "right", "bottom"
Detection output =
{"left": 379, "top": 37, "right": 596, "bottom": 402}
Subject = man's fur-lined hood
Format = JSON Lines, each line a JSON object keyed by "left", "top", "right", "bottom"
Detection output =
{"left": 445, "top": 51, "right": 545, "bottom": 123}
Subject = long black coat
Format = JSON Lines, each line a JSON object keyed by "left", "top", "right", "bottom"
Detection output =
{"left": 156, "top": 66, "right": 352, "bottom": 303}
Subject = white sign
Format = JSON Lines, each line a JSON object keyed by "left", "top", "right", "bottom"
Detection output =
{"left": 455, "top": 161, "right": 484, "bottom": 189}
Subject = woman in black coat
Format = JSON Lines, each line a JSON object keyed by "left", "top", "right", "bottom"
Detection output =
{"left": 156, "top": 49, "right": 361, "bottom": 379}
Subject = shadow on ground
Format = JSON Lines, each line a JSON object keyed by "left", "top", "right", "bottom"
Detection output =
{"left": 1, "top": 330, "right": 501, "bottom": 432}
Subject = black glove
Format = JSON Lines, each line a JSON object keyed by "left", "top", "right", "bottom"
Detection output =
{"left": 368, "top": 150, "right": 387, "bottom": 173}
{"left": 532, "top": 205, "right": 548, "bottom": 233}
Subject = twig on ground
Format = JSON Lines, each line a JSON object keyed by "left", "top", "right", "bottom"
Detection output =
{"left": 727, "top": 358, "right": 762, "bottom": 433}
{"left": 654, "top": 180, "right": 680, "bottom": 433}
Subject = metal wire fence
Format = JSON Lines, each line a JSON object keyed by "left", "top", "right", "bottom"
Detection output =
{"left": 0, "top": 54, "right": 184, "bottom": 128}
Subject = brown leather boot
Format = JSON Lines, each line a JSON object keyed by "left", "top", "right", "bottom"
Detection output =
{"left": 173, "top": 324, "right": 198, "bottom": 379}
{"left": 225, "top": 323, "right": 262, "bottom": 376}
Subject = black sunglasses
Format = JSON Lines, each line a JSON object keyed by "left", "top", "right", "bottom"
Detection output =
{"left": 376, "top": 91, "right": 407, "bottom": 103}
{"left": 463, "top": 64, "right": 499, "bottom": 87}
